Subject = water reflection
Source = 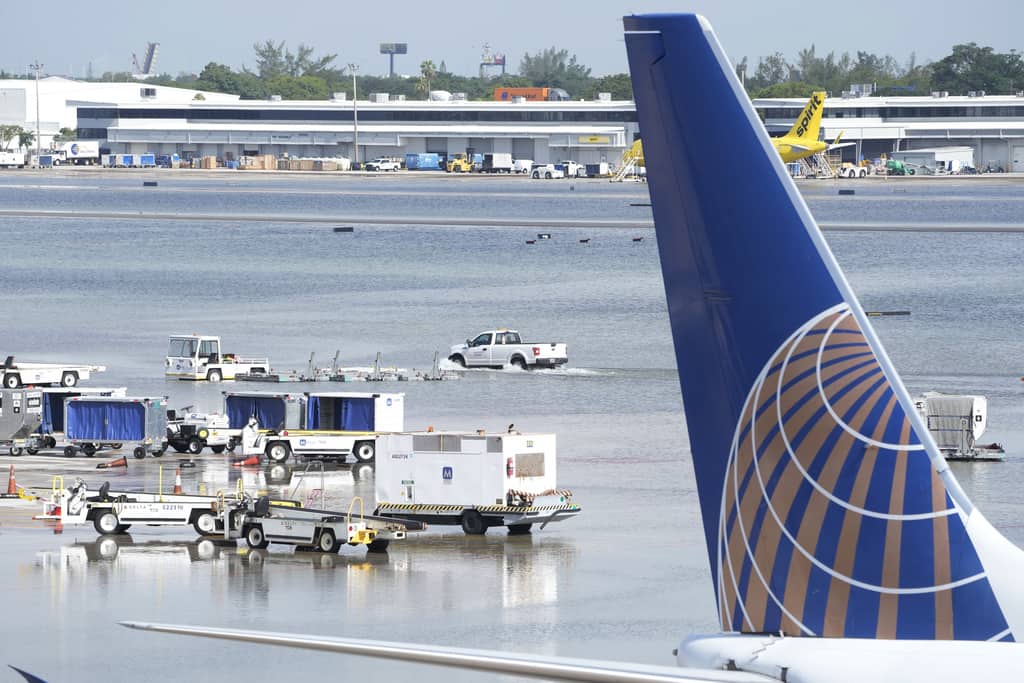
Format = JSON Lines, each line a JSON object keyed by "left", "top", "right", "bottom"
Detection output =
{"left": 33, "top": 531, "right": 579, "bottom": 620}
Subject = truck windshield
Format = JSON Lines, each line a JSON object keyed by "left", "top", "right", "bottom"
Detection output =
{"left": 168, "top": 338, "right": 197, "bottom": 357}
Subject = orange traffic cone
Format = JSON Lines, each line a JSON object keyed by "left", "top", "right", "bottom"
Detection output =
{"left": 173, "top": 468, "right": 183, "bottom": 494}
{"left": 97, "top": 456, "right": 128, "bottom": 470}
{"left": 7, "top": 465, "right": 17, "bottom": 495}
{"left": 231, "top": 455, "right": 260, "bottom": 468}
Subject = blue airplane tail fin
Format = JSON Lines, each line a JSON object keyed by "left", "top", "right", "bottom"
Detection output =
{"left": 623, "top": 13, "right": 1019, "bottom": 641}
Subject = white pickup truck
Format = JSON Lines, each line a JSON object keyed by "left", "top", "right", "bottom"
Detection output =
{"left": 448, "top": 330, "right": 568, "bottom": 370}
{"left": 2, "top": 356, "right": 105, "bottom": 388}
{"left": 363, "top": 157, "right": 400, "bottom": 171}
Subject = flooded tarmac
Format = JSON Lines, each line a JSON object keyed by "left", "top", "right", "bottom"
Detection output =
{"left": 1, "top": 172, "right": 1023, "bottom": 680}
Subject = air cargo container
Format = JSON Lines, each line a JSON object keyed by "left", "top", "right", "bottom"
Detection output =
{"left": 0, "top": 388, "right": 44, "bottom": 455}
{"left": 64, "top": 396, "right": 168, "bottom": 459}
{"left": 33, "top": 387, "right": 128, "bottom": 452}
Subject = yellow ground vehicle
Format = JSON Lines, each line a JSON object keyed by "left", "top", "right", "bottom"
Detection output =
{"left": 445, "top": 153, "right": 473, "bottom": 173}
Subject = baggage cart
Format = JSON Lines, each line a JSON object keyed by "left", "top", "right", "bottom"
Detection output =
{"left": 64, "top": 396, "right": 168, "bottom": 459}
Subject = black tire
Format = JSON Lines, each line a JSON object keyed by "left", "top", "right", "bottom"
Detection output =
{"left": 317, "top": 529, "right": 340, "bottom": 553}
{"left": 266, "top": 441, "right": 291, "bottom": 463}
{"left": 3, "top": 373, "right": 20, "bottom": 389}
{"left": 25, "top": 447, "right": 37, "bottom": 455}
{"left": 110, "top": 443, "right": 123, "bottom": 450}
{"left": 82, "top": 443, "right": 97, "bottom": 457}
{"left": 9, "top": 447, "right": 22, "bottom": 457}
{"left": 507, "top": 523, "right": 533, "bottom": 535}
{"left": 510, "top": 355, "right": 527, "bottom": 370}
{"left": 192, "top": 511, "right": 217, "bottom": 536}
{"left": 63, "top": 446, "right": 76, "bottom": 457}
{"left": 153, "top": 448, "right": 164, "bottom": 458}
{"left": 133, "top": 446, "right": 146, "bottom": 460}
{"left": 460, "top": 510, "right": 487, "bottom": 535}
{"left": 45, "top": 436, "right": 56, "bottom": 448}
{"left": 245, "top": 525, "right": 269, "bottom": 549}
{"left": 352, "top": 441, "right": 375, "bottom": 463}
{"left": 94, "top": 510, "right": 120, "bottom": 534}
{"left": 367, "top": 538, "right": 390, "bottom": 553}
{"left": 60, "top": 371, "right": 78, "bottom": 387}
{"left": 226, "top": 438, "right": 237, "bottom": 453}
{"left": 531, "top": 171, "right": 540, "bottom": 179}
{"left": 210, "top": 445, "right": 226, "bottom": 454}
{"left": 448, "top": 354, "right": 466, "bottom": 367}
{"left": 207, "top": 369, "right": 223, "bottom": 382}
{"left": 186, "top": 437, "right": 203, "bottom": 455}
{"left": 545, "top": 172, "right": 552, "bottom": 179}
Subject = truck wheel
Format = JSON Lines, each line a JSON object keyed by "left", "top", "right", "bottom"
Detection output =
{"left": 545, "top": 172, "right": 553, "bottom": 179}
{"left": 207, "top": 369, "right": 223, "bottom": 382}
{"left": 64, "top": 446, "right": 76, "bottom": 457}
{"left": 226, "top": 438, "right": 237, "bottom": 453}
{"left": 210, "top": 445, "right": 226, "bottom": 454}
{"left": 94, "top": 510, "right": 120, "bottom": 534}
{"left": 316, "top": 529, "right": 340, "bottom": 553}
{"left": 531, "top": 171, "right": 540, "bottom": 179}
{"left": 266, "top": 441, "right": 291, "bottom": 463}
{"left": 187, "top": 437, "right": 204, "bottom": 455}
{"left": 60, "top": 371, "right": 78, "bottom": 387}
{"left": 448, "top": 354, "right": 466, "bottom": 367}
{"left": 507, "top": 524, "right": 533, "bottom": 535}
{"left": 132, "top": 446, "right": 146, "bottom": 460}
{"left": 460, "top": 511, "right": 487, "bottom": 535}
{"left": 510, "top": 356, "right": 527, "bottom": 370}
{"left": 82, "top": 443, "right": 97, "bottom": 457}
{"left": 245, "top": 525, "right": 270, "bottom": 549}
{"left": 367, "top": 539, "right": 390, "bottom": 553}
{"left": 192, "top": 511, "right": 217, "bottom": 536}
{"left": 353, "top": 441, "right": 375, "bottom": 463}
{"left": 25, "top": 447, "right": 37, "bottom": 455}
{"left": 3, "top": 373, "right": 20, "bottom": 388}
{"left": 9, "top": 447, "right": 22, "bottom": 457}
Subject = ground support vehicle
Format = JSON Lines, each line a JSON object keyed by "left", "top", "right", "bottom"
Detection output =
{"left": 363, "top": 157, "right": 399, "bottom": 171}
{"left": 914, "top": 392, "right": 1005, "bottom": 461}
{"left": 556, "top": 160, "right": 584, "bottom": 177}
{"left": 217, "top": 495, "right": 420, "bottom": 553}
{"left": 33, "top": 387, "right": 127, "bottom": 452}
{"left": 1, "top": 356, "right": 106, "bottom": 388}
{"left": 63, "top": 396, "right": 168, "bottom": 459}
{"left": 531, "top": 164, "right": 565, "bottom": 179}
{"left": 166, "top": 409, "right": 232, "bottom": 455}
{"left": 242, "top": 392, "right": 404, "bottom": 464}
{"left": 49, "top": 479, "right": 300, "bottom": 538}
{"left": 838, "top": 162, "right": 869, "bottom": 178}
{"left": 374, "top": 431, "right": 581, "bottom": 535}
{"left": 0, "top": 151, "right": 25, "bottom": 168}
{"left": 449, "top": 330, "right": 568, "bottom": 369}
{"left": 512, "top": 159, "right": 533, "bottom": 174}
{"left": 445, "top": 153, "right": 473, "bottom": 173}
{"left": 481, "top": 153, "right": 513, "bottom": 173}
{"left": 0, "top": 388, "right": 44, "bottom": 456}
{"left": 166, "top": 335, "right": 270, "bottom": 381}
{"left": 56, "top": 141, "right": 101, "bottom": 165}
{"left": 222, "top": 390, "right": 305, "bottom": 450}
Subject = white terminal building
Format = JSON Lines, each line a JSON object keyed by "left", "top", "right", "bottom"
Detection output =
{"left": 4, "top": 77, "right": 1024, "bottom": 171}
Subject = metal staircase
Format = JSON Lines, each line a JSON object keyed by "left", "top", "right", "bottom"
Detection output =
{"left": 611, "top": 139, "right": 646, "bottom": 182}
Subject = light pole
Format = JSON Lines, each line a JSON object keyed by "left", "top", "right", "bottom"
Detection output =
{"left": 30, "top": 60, "right": 42, "bottom": 160}
{"left": 348, "top": 63, "right": 359, "bottom": 165}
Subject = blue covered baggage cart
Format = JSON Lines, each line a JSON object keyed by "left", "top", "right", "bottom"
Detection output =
{"left": 64, "top": 396, "right": 168, "bottom": 459}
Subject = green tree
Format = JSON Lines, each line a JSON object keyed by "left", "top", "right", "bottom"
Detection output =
{"left": 252, "top": 40, "right": 338, "bottom": 79}
{"left": 581, "top": 73, "right": 632, "bottom": 100}
{"left": 53, "top": 127, "right": 77, "bottom": 145}
{"left": 519, "top": 47, "right": 592, "bottom": 96}
{"left": 0, "top": 124, "right": 23, "bottom": 150}
{"left": 417, "top": 60, "right": 437, "bottom": 98}
{"left": 753, "top": 81, "right": 822, "bottom": 99}
{"left": 931, "top": 43, "right": 1024, "bottom": 94}
{"left": 17, "top": 129, "right": 34, "bottom": 152}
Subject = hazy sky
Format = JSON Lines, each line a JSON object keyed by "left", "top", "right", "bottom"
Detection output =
{"left": 8, "top": 1, "right": 1023, "bottom": 80}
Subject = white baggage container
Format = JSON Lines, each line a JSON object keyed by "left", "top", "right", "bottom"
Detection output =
{"left": 375, "top": 431, "right": 580, "bottom": 534}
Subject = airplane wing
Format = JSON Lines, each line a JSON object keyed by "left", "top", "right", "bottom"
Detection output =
{"left": 119, "top": 622, "right": 772, "bottom": 683}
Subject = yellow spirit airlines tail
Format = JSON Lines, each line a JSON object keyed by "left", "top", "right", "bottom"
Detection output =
{"left": 773, "top": 91, "right": 827, "bottom": 162}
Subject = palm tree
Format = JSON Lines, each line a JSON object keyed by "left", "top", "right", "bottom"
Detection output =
{"left": 17, "top": 130, "right": 34, "bottom": 154}
{"left": 417, "top": 60, "right": 437, "bottom": 98}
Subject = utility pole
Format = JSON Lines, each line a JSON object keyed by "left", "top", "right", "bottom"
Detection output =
{"left": 348, "top": 63, "right": 359, "bottom": 165}
{"left": 30, "top": 60, "right": 42, "bottom": 160}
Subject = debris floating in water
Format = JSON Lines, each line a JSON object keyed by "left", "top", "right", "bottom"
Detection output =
{"left": 333, "top": 226, "right": 354, "bottom": 233}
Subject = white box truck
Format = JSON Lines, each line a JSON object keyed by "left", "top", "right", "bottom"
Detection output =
{"left": 56, "top": 141, "right": 101, "bottom": 165}
{"left": 374, "top": 431, "right": 581, "bottom": 534}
